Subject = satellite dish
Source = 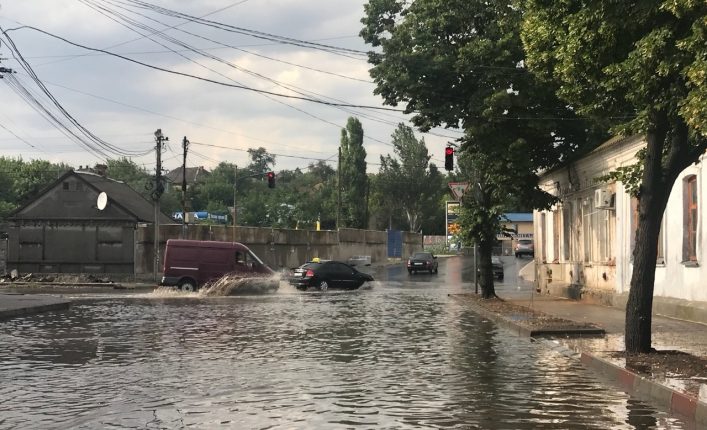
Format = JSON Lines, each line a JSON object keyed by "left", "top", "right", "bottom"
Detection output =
{"left": 96, "top": 192, "right": 108, "bottom": 210}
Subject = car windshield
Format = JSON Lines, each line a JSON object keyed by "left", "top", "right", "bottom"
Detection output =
{"left": 412, "top": 253, "right": 432, "bottom": 259}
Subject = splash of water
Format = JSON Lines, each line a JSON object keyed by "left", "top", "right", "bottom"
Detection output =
{"left": 199, "top": 273, "right": 281, "bottom": 296}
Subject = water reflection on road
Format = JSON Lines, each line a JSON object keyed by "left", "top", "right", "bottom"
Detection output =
{"left": 0, "top": 256, "right": 693, "bottom": 429}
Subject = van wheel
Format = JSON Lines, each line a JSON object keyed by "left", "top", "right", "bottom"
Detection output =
{"left": 319, "top": 281, "right": 328, "bottom": 291}
{"left": 179, "top": 279, "right": 197, "bottom": 292}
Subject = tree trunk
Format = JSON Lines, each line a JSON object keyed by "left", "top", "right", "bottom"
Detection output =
{"left": 625, "top": 129, "right": 669, "bottom": 354}
{"left": 478, "top": 236, "right": 497, "bottom": 299}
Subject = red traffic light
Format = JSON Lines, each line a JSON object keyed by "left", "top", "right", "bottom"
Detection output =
{"left": 444, "top": 146, "right": 454, "bottom": 171}
{"left": 267, "top": 171, "right": 275, "bottom": 188}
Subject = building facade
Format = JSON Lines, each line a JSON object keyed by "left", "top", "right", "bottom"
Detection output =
{"left": 534, "top": 135, "right": 707, "bottom": 319}
{"left": 6, "top": 170, "right": 172, "bottom": 275}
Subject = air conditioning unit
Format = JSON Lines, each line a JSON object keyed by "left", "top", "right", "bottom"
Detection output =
{"left": 594, "top": 188, "right": 614, "bottom": 209}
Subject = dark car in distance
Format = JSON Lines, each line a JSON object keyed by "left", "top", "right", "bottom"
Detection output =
{"left": 288, "top": 260, "right": 373, "bottom": 291}
{"left": 407, "top": 252, "right": 438, "bottom": 274}
{"left": 476, "top": 256, "right": 504, "bottom": 281}
{"left": 492, "top": 256, "right": 504, "bottom": 280}
{"left": 515, "top": 239, "right": 535, "bottom": 258}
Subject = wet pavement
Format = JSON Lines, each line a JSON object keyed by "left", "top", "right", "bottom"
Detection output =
{"left": 0, "top": 255, "right": 704, "bottom": 428}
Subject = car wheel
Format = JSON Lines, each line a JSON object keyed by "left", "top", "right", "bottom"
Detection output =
{"left": 179, "top": 279, "right": 197, "bottom": 292}
{"left": 319, "top": 281, "right": 328, "bottom": 291}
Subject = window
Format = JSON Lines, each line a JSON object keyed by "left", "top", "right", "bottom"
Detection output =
{"left": 684, "top": 175, "right": 698, "bottom": 261}
{"left": 235, "top": 251, "right": 246, "bottom": 265}
{"left": 62, "top": 182, "right": 70, "bottom": 190}
{"left": 562, "top": 203, "right": 571, "bottom": 261}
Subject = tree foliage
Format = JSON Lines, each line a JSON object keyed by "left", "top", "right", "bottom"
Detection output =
{"left": 522, "top": 0, "right": 707, "bottom": 354}
{"left": 339, "top": 117, "right": 368, "bottom": 229}
{"left": 106, "top": 157, "right": 150, "bottom": 192}
{"left": 0, "top": 157, "right": 69, "bottom": 218}
{"left": 377, "top": 123, "right": 442, "bottom": 232}
{"left": 362, "top": 0, "right": 600, "bottom": 297}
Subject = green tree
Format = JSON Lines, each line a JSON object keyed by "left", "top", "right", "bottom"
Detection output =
{"left": 522, "top": 0, "right": 707, "bottom": 353}
{"left": 246, "top": 147, "right": 276, "bottom": 175}
{"left": 361, "top": 0, "right": 599, "bottom": 297}
{"left": 339, "top": 117, "right": 368, "bottom": 229}
{"left": 106, "top": 157, "right": 150, "bottom": 193}
{"left": 378, "top": 123, "right": 443, "bottom": 232}
{"left": 0, "top": 157, "right": 69, "bottom": 218}
{"left": 191, "top": 162, "right": 236, "bottom": 217}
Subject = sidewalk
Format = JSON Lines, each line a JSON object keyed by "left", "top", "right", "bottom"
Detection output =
{"left": 0, "top": 293, "right": 71, "bottom": 320}
{"left": 490, "top": 282, "right": 707, "bottom": 425}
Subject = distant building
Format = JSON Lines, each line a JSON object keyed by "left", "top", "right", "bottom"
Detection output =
{"left": 497, "top": 212, "right": 533, "bottom": 255}
{"left": 6, "top": 170, "right": 172, "bottom": 275}
{"left": 164, "top": 166, "right": 210, "bottom": 191}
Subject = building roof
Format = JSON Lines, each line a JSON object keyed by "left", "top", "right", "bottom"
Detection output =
{"left": 503, "top": 213, "right": 533, "bottom": 222}
{"left": 78, "top": 172, "right": 173, "bottom": 223}
{"left": 9, "top": 170, "right": 173, "bottom": 224}
{"left": 164, "top": 166, "right": 210, "bottom": 185}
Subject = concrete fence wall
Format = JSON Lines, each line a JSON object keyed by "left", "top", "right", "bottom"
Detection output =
{"left": 136, "top": 224, "right": 422, "bottom": 276}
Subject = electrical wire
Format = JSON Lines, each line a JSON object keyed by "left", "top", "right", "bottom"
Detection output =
{"left": 2, "top": 25, "right": 404, "bottom": 113}
{"left": 118, "top": 0, "right": 369, "bottom": 59}
{"left": 0, "top": 30, "right": 155, "bottom": 158}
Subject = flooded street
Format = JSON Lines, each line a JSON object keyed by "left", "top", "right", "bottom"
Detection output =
{"left": 0, "top": 257, "right": 694, "bottom": 429}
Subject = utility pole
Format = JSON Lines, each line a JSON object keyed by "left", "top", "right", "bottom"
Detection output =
{"left": 181, "top": 136, "right": 189, "bottom": 239}
{"left": 232, "top": 165, "right": 238, "bottom": 242}
{"left": 153, "top": 129, "right": 168, "bottom": 282}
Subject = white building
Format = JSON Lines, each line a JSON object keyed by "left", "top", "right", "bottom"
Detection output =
{"left": 534, "top": 135, "right": 707, "bottom": 323}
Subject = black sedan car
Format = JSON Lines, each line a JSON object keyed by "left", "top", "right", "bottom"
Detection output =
{"left": 477, "top": 256, "right": 504, "bottom": 280}
{"left": 492, "top": 256, "right": 504, "bottom": 280}
{"left": 407, "top": 252, "right": 438, "bottom": 274}
{"left": 288, "top": 260, "right": 373, "bottom": 291}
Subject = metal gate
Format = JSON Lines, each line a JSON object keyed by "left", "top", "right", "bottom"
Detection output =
{"left": 387, "top": 230, "right": 402, "bottom": 258}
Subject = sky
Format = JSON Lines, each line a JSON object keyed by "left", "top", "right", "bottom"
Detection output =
{"left": 0, "top": 0, "right": 461, "bottom": 175}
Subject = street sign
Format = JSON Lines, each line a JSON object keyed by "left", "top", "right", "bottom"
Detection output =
{"left": 448, "top": 182, "right": 470, "bottom": 200}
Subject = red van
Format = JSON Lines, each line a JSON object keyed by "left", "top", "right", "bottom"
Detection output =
{"left": 160, "top": 239, "right": 274, "bottom": 291}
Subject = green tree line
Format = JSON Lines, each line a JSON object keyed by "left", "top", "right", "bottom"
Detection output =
{"left": 1, "top": 122, "right": 507, "bottom": 234}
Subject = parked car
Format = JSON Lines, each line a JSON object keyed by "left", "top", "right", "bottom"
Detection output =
{"left": 288, "top": 260, "right": 373, "bottom": 291}
{"left": 160, "top": 239, "right": 274, "bottom": 291}
{"left": 515, "top": 239, "right": 535, "bottom": 258}
{"left": 407, "top": 252, "right": 438, "bottom": 274}
{"left": 491, "top": 256, "right": 504, "bottom": 280}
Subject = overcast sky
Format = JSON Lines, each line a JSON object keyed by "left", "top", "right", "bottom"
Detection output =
{"left": 0, "top": 0, "right": 460, "bottom": 175}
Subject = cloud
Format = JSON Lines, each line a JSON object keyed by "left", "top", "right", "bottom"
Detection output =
{"left": 0, "top": 0, "right": 453, "bottom": 174}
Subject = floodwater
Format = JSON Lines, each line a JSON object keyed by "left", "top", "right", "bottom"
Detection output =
{"left": 0, "top": 259, "right": 696, "bottom": 429}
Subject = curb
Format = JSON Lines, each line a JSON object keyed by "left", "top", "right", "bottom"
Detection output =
{"left": 0, "top": 298, "right": 71, "bottom": 321}
{"left": 451, "top": 294, "right": 605, "bottom": 337}
{"left": 452, "top": 294, "right": 707, "bottom": 425}
{"left": 580, "top": 351, "right": 707, "bottom": 426}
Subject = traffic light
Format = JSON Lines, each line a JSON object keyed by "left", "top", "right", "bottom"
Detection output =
{"left": 267, "top": 171, "right": 275, "bottom": 188}
{"left": 444, "top": 146, "right": 454, "bottom": 171}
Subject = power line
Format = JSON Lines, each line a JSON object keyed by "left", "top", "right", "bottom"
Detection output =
{"left": 117, "top": 0, "right": 369, "bottom": 59}
{"left": 0, "top": 119, "right": 36, "bottom": 148}
{"left": 2, "top": 25, "right": 404, "bottom": 113}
